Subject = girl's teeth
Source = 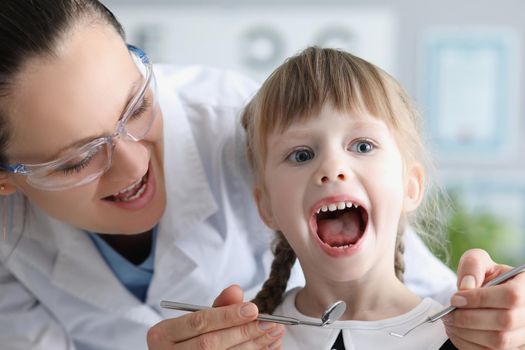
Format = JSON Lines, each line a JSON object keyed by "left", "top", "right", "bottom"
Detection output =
{"left": 316, "top": 201, "right": 360, "bottom": 215}
{"left": 321, "top": 241, "right": 354, "bottom": 249}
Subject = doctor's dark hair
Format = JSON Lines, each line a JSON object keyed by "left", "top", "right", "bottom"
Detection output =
{"left": 0, "top": 0, "right": 124, "bottom": 165}
{"left": 242, "top": 47, "right": 446, "bottom": 314}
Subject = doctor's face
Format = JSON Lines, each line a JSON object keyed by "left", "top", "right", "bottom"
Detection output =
{"left": 1, "top": 22, "right": 166, "bottom": 234}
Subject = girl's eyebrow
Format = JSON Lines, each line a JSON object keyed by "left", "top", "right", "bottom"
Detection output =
{"left": 270, "top": 119, "right": 390, "bottom": 152}
{"left": 270, "top": 129, "right": 311, "bottom": 150}
{"left": 280, "top": 119, "right": 387, "bottom": 137}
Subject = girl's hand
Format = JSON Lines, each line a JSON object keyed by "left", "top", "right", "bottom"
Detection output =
{"left": 444, "top": 249, "right": 525, "bottom": 349}
{"left": 147, "top": 285, "right": 284, "bottom": 349}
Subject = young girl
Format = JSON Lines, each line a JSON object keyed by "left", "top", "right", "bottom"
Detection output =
{"left": 242, "top": 47, "right": 456, "bottom": 349}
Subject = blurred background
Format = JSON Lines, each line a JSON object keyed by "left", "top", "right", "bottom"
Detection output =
{"left": 106, "top": 0, "right": 524, "bottom": 270}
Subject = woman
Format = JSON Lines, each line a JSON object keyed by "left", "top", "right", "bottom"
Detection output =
{"left": 0, "top": 1, "right": 523, "bottom": 349}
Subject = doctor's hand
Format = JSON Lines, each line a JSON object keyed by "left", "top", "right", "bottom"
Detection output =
{"left": 147, "top": 284, "right": 284, "bottom": 349}
{"left": 443, "top": 249, "right": 525, "bottom": 350}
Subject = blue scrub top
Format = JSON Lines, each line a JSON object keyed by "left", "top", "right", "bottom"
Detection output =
{"left": 88, "top": 227, "right": 158, "bottom": 302}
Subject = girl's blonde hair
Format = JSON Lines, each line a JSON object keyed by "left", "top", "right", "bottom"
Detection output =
{"left": 241, "top": 47, "right": 446, "bottom": 314}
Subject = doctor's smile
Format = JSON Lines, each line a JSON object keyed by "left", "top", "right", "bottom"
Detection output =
{"left": 101, "top": 163, "right": 156, "bottom": 210}
{"left": 309, "top": 196, "right": 368, "bottom": 258}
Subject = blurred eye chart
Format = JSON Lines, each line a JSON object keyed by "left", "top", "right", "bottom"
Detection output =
{"left": 421, "top": 29, "right": 520, "bottom": 164}
{"left": 111, "top": 5, "right": 398, "bottom": 82}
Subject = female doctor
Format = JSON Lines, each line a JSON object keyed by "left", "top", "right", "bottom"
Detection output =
{"left": 0, "top": 1, "right": 524, "bottom": 349}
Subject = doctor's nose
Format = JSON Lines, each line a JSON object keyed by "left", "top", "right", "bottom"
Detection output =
{"left": 315, "top": 158, "right": 348, "bottom": 185}
{"left": 105, "top": 140, "right": 149, "bottom": 182}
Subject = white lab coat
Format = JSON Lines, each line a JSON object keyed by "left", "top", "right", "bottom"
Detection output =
{"left": 0, "top": 65, "right": 456, "bottom": 350}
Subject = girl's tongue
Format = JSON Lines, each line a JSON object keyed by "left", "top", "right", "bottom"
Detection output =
{"left": 317, "top": 210, "right": 362, "bottom": 246}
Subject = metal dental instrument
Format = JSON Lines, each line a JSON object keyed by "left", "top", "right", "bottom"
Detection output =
{"left": 160, "top": 299, "right": 347, "bottom": 327}
{"left": 390, "top": 263, "right": 525, "bottom": 338}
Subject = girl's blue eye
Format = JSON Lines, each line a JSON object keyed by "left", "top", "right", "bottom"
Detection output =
{"left": 288, "top": 149, "right": 314, "bottom": 163}
{"left": 351, "top": 140, "right": 374, "bottom": 153}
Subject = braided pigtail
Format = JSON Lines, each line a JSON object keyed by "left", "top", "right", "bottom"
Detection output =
{"left": 394, "top": 219, "right": 406, "bottom": 282}
{"left": 252, "top": 231, "right": 296, "bottom": 314}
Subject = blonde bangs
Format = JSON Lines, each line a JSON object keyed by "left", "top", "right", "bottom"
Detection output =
{"left": 242, "top": 47, "right": 412, "bottom": 176}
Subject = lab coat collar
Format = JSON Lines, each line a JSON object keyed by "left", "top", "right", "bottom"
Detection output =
{"left": 50, "top": 219, "right": 140, "bottom": 311}
{"left": 2, "top": 203, "right": 160, "bottom": 325}
{"left": 45, "top": 209, "right": 159, "bottom": 325}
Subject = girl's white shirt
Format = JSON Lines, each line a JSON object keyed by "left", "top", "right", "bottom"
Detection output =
{"left": 275, "top": 288, "right": 449, "bottom": 350}
{"left": 0, "top": 65, "right": 456, "bottom": 350}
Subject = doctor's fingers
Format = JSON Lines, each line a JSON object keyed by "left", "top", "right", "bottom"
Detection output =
{"left": 229, "top": 326, "right": 285, "bottom": 350}
{"left": 168, "top": 321, "right": 284, "bottom": 350}
{"left": 456, "top": 249, "right": 498, "bottom": 290}
{"left": 443, "top": 306, "right": 525, "bottom": 332}
{"left": 451, "top": 274, "right": 525, "bottom": 310}
{"left": 150, "top": 302, "right": 259, "bottom": 344}
{"left": 446, "top": 325, "right": 525, "bottom": 350}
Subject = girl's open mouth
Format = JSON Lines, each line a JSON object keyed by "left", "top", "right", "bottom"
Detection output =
{"left": 310, "top": 199, "right": 368, "bottom": 256}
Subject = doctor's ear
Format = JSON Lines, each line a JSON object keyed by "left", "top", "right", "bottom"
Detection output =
{"left": 253, "top": 186, "right": 278, "bottom": 230}
{"left": 403, "top": 162, "right": 424, "bottom": 212}
{"left": 0, "top": 175, "right": 17, "bottom": 196}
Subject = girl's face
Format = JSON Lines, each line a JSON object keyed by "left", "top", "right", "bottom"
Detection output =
{"left": 1, "top": 23, "right": 166, "bottom": 234}
{"left": 255, "top": 104, "right": 423, "bottom": 284}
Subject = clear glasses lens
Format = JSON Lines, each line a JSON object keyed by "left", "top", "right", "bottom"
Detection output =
{"left": 123, "top": 82, "right": 157, "bottom": 141}
{"left": 27, "top": 140, "right": 112, "bottom": 190}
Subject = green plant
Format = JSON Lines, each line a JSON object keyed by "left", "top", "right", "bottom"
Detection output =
{"left": 444, "top": 192, "right": 521, "bottom": 271}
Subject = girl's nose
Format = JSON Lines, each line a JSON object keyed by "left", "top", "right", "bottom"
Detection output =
{"left": 315, "top": 157, "right": 348, "bottom": 185}
{"left": 320, "top": 172, "right": 346, "bottom": 184}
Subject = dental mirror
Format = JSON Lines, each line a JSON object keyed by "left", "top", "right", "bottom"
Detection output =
{"left": 160, "top": 299, "right": 347, "bottom": 327}
{"left": 320, "top": 300, "right": 347, "bottom": 326}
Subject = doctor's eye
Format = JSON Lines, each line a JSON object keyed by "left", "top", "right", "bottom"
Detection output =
{"left": 350, "top": 139, "right": 375, "bottom": 154}
{"left": 57, "top": 145, "right": 104, "bottom": 175}
{"left": 287, "top": 148, "right": 314, "bottom": 163}
{"left": 128, "top": 96, "right": 151, "bottom": 121}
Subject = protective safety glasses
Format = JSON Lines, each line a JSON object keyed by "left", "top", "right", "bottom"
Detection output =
{"left": 0, "top": 45, "right": 158, "bottom": 191}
